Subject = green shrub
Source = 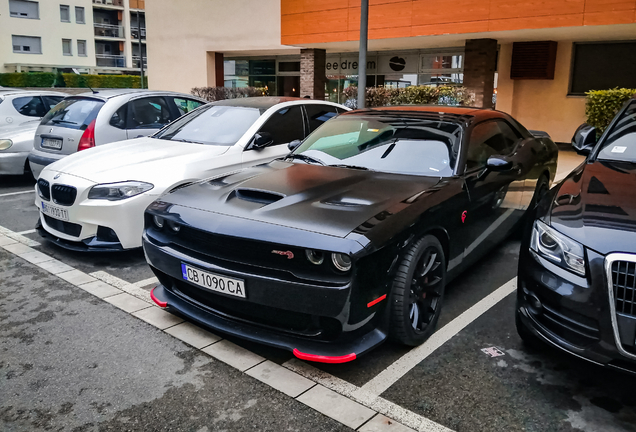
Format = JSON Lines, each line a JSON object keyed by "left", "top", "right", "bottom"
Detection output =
{"left": 191, "top": 86, "right": 266, "bottom": 101}
{"left": 342, "top": 85, "right": 473, "bottom": 108}
{"left": 586, "top": 88, "right": 636, "bottom": 133}
{"left": 0, "top": 72, "right": 146, "bottom": 89}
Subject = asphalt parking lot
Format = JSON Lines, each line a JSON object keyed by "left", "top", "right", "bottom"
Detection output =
{"left": 2, "top": 150, "right": 636, "bottom": 432}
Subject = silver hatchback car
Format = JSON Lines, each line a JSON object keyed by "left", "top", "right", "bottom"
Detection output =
{"left": 0, "top": 89, "right": 66, "bottom": 175}
{"left": 28, "top": 89, "right": 207, "bottom": 178}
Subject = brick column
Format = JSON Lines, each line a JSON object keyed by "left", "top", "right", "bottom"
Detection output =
{"left": 463, "top": 39, "right": 498, "bottom": 109}
{"left": 206, "top": 52, "right": 224, "bottom": 88}
{"left": 300, "top": 48, "right": 326, "bottom": 100}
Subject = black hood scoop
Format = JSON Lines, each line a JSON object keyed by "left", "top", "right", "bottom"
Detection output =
{"left": 233, "top": 188, "right": 285, "bottom": 205}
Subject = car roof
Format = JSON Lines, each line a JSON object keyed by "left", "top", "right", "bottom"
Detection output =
{"left": 0, "top": 89, "right": 67, "bottom": 97}
{"left": 341, "top": 105, "right": 508, "bottom": 124}
{"left": 72, "top": 88, "right": 201, "bottom": 101}
{"left": 211, "top": 97, "right": 308, "bottom": 110}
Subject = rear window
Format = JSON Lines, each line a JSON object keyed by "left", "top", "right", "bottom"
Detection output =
{"left": 41, "top": 97, "right": 104, "bottom": 130}
{"left": 12, "top": 96, "right": 48, "bottom": 117}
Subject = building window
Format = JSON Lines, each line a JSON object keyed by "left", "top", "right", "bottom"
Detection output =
{"left": 77, "top": 40, "right": 87, "bottom": 56}
{"left": 62, "top": 39, "right": 72, "bottom": 56}
{"left": 12, "top": 35, "right": 42, "bottom": 54}
{"left": 60, "top": 5, "right": 70, "bottom": 22}
{"left": 9, "top": 0, "right": 39, "bottom": 19}
{"left": 570, "top": 41, "right": 636, "bottom": 95}
{"left": 75, "top": 6, "right": 85, "bottom": 24}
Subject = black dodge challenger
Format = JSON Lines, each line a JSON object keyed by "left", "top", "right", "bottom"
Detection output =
{"left": 517, "top": 97, "right": 636, "bottom": 373}
{"left": 143, "top": 106, "right": 558, "bottom": 363}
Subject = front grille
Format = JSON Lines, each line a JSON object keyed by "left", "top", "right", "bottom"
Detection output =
{"left": 51, "top": 184, "right": 77, "bottom": 206}
{"left": 37, "top": 179, "right": 50, "bottom": 201}
{"left": 43, "top": 214, "right": 82, "bottom": 237}
{"left": 612, "top": 260, "right": 636, "bottom": 317}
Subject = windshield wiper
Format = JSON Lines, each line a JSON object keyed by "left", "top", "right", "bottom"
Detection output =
{"left": 287, "top": 153, "right": 325, "bottom": 165}
{"left": 51, "top": 119, "right": 77, "bottom": 125}
{"left": 172, "top": 138, "right": 203, "bottom": 144}
{"left": 329, "top": 164, "right": 371, "bottom": 171}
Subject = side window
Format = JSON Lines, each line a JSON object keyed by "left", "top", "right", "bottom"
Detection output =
{"left": 109, "top": 103, "right": 128, "bottom": 129}
{"left": 335, "top": 107, "right": 348, "bottom": 114}
{"left": 466, "top": 121, "right": 511, "bottom": 170}
{"left": 11, "top": 96, "right": 47, "bottom": 117}
{"left": 128, "top": 97, "right": 171, "bottom": 129}
{"left": 170, "top": 97, "right": 204, "bottom": 116}
{"left": 42, "top": 96, "right": 64, "bottom": 111}
{"left": 304, "top": 104, "right": 339, "bottom": 134}
{"left": 496, "top": 120, "right": 522, "bottom": 153}
{"left": 258, "top": 106, "right": 304, "bottom": 146}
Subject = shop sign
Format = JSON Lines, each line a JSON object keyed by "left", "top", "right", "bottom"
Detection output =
{"left": 377, "top": 54, "right": 419, "bottom": 74}
{"left": 325, "top": 56, "right": 378, "bottom": 74}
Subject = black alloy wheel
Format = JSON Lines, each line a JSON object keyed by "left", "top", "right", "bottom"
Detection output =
{"left": 389, "top": 235, "right": 446, "bottom": 346}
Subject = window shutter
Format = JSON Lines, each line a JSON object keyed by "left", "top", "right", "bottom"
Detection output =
{"left": 510, "top": 41, "right": 558, "bottom": 80}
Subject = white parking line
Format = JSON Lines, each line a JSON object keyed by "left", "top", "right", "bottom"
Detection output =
{"left": 133, "top": 276, "right": 159, "bottom": 287}
{"left": 357, "top": 278, "right": 517, "bottom": 398}
{"left": 0, "top": 189, "right": 34, "bottom": 198}
{"left": 17, "top": 229, "right": 36, "bottom": 235}
{"left": 0, "top": 225, "right": 39, "bottom": 247}
{"left": 89, "top": 270, "right": 152, "bottom": 304}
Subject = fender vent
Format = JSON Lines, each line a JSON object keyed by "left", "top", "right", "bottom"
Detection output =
{"left": 235, "top": 188, "right": 284, "bottom": 205}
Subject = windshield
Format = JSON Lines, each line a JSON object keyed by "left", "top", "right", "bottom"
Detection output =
{"left": 292, "top": 114, "right": 461, "bottom": 176}
{"left": 597, "top": 101, "right": 636, "bottom": 163}
{"left": 41, "top": 97, "right": 104, "bottom": 130}
{"left": 154, "top": 104, "right": 261, "bottom": 145}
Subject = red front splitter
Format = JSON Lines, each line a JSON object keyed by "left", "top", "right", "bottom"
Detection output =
{"left": 150, "top": 287, "right": 167, "bottom": 308}
{"left": 293, "top": 349, "right": 356, "bottom": 364}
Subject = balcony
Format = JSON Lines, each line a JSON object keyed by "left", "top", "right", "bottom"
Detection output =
{"left": 96, "top": 54, "right": 125, "bottom": 67}
{"left": 92, "top": 0, "right": 124, "bottom": 7}
{"left": 94, "top": 23, "right": 124, "bottom": 38}
{"left": 132, "top": 56, "right": 147, "bottom": 69}
{"left": 130, "top": 27, "right": 146, "bottom": 40}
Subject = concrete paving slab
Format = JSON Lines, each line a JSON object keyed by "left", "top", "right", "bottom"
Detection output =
{"left": 246, "top": 360, "right": 316, "bottom": 398}
{"left": 2, "top": 242, "right": 33, "bottom": 255}
{"left": 202, "top": 339, "right": 265, "bottom": 372}
{"left": 297, "top": 384, "right": 376, "bottom": 430}
{"left": 35, "top": 259, "right": 74, "bottom": 275}
{"left": 57, "top": 269, "right": 97, "bottom": 286}
{"left": 0, "top": 234, "right": 18, "bottom": 246}
{"left": 359, "top": 414, "right": 415, "bottom": 432}
{"left": 164, "top": 321, "right": 221, "bottom": 349}
{"left": 19, "top": 250, "right": 53, "bottom": 264}
{"left": 78, "top": 280, "right": 122, "bottom": 299}
{"left": 132, "top": 306, "right": 184, "bottom": 330}
{"left": 104, "top": 292, "right": 151, "bottom": 313}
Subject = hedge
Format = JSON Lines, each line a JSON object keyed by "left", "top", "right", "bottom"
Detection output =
{"left": 0, "top": 72, "right": 146, "bottom": 89}
{"left": 191, "top": 86, "right": 268, "bottom": 101}
{"left": 342, "top": 85, "right": 473, "bottom": 108}
{"left": 585, "top": 88, "right": 636, "bottom": 133}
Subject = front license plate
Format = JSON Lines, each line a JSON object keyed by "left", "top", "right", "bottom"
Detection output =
{"left": 181, "top": 263, "right": 246, "bottom": 298}
{"left": 41, "top": 202, "right": 69, "bottom": 221}
{"left": 41, "top": 138, "right": 62, "bottom": 150}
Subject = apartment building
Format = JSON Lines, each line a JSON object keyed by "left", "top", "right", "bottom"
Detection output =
{"left": 146, "top": 0, "right": 636, "bottom": 143}
{"left": 0, "top": 0, "right": 147, "bottom": 74}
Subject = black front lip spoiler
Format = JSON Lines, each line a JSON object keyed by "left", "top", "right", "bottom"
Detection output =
{"left": 36, "top": 220, "right": 129, "bottom": 253}
{"left": 151, "top": 283, "right": 387, "bottom": 362}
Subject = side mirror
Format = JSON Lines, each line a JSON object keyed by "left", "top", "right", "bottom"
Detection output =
{"left": 288, "top": 139, "right": 301, "bottom": 152}
{"left": 571, "top": 124, "right": 597, "bottom": 156}
{"left": 250, "top": 132, "right": 274, "bottom": 150}
{"left": 486, "top": 156, "right": 513, "bottom": 172}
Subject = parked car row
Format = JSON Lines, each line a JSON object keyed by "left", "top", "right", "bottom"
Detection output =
{"left": 3, "top": 85, "right": 635, "bottom": 373}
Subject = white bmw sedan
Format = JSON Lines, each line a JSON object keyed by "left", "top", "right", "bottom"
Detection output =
{"left": 34, "top": 97, "right": 348, "bottom": 251}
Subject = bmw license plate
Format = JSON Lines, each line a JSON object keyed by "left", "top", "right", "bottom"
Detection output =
{"left": 181, "top": 263, "right": 246, "bottom": 298}
{"left": 41, "top": 202, "right": 69, "bottom": 221}
{"left": 41, "top": 138, "right": 62, "bottom": 150}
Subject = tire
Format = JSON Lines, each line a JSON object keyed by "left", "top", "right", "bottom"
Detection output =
{"left": 515, "top": 308, "right": 543, "bottom": 349}
{"left": 389, "top": 235, "right": 446, "bottom": 346}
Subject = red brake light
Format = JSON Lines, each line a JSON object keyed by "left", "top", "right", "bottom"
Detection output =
{"left": 77, "top": 119, "right": 96, "bottom": 151}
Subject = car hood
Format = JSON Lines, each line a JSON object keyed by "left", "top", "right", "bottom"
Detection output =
{"left": 164, "top": 160, "right": 441, "bottom": 238}
{"left": 46, "top": 137, "right": 230, "bottom": 183}
{"left": 549, "top": 159, "right": 636, "bottom": 255}
{"left": 0, "top": 119, "right": 39, "bottom": 138}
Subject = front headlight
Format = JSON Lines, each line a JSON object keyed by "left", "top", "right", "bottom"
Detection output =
{"left": 88, "top": 181, "right": 154, "bottom": 201}
{"left": 530, "top": 220, "right": 585, "bottom": 276}
{"left": 0, "top": 139, "right": 13, "bottom": 151}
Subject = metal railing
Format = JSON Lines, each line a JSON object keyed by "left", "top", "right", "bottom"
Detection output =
{"left": 95, "top": 54, "right": 126, "bottom": 67}
{"left": 132, "top": 56, "right": 147, "bottom": 69}
{"left": 130, "top": 27, "right": 146, "bottom": 39}
{"left": 92, "top": 0, "right": 124, "bottom": 6}
{"left": 94, "top": 23, "right": 124, "bottom": 38}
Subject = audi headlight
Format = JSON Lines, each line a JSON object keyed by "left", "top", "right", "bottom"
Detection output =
{"left": 88, "top": 181, "right": 154, "bottom": 201}
{"left": 530, "top": 220, "right": 585, "bottom": 276}
{"left": 0, "top": 139, "right": 13, "bottom": 151}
